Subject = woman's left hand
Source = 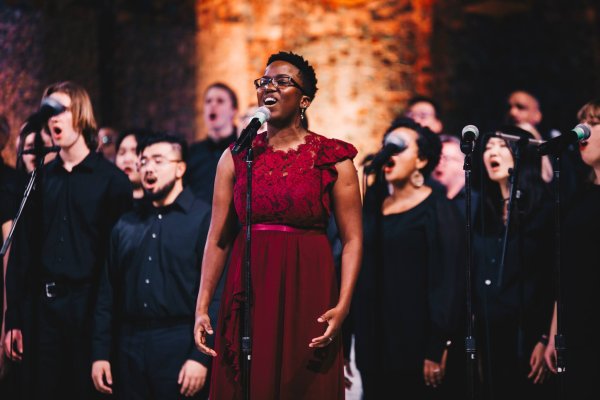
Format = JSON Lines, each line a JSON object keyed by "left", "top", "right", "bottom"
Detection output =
{"left": 423, "top": 349, "right": 447, "bottom": 388}
{"left": 528, "top": 342, "right": 549, "bottom": 384}
{"left": 309, "top": 307, "right": 345, "bottom": 348}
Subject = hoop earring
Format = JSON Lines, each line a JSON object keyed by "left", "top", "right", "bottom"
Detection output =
{"left": 410, "top": 170, "right": 424, "bottom": 188}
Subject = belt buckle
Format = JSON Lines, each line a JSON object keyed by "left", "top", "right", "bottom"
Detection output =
{"left": 45, "top": 282, "right": 57, "bottom": 298}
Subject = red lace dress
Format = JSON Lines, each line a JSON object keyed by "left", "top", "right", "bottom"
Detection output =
{"left": 209, "top": 132, "right": 357, "bottom": 400}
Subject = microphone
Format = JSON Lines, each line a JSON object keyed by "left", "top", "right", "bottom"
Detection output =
{"left": 231, "top": 106, "right": 271, "bottom": 155}
{"left": 461, "top": 124, "right": 479, "bottom": 143}
{"left": 364, "top": 135, "right": 407, "bottom": 174}
{"left": 21, "top": 146, "right": 61, "bottom": 156}
{"left": 460, "top": 124, "right": 479, "bottom": 154}
{"left": 495, "top": 125, "right": 545, "bottom": 146}
{"left": 537, "top": 124, "right": 591, "bottom": 156}
{"left": 22, "top": 97, "right": 67, "bottom": 133}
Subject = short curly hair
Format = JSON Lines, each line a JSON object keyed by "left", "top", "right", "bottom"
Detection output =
{"left": 383, "top": 116, "right": 441, "bottom": 178}
{"left": 266, "top": 51, "right": 318, "bottom": 100}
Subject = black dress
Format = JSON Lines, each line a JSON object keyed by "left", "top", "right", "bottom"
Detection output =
{"left": 353, "top": 189, "right": 463, "bottom": 399}
{"left": 563, "top": 183, "right": 600, "bottom": 399}
{"left": 473, "top": 195, "right": 555, "bottom": 399}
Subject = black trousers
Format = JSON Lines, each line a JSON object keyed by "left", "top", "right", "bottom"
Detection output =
{"left": 115, "top": 323, "right": 209, "bottom": 400}
{"left": 21, "top": 284, "right": 104, "bottom": 400}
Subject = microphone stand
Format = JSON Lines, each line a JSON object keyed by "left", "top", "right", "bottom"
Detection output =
{"left": 551, "top": 154, "right": 567, "bottom": 398}
{"left": 496, "top": 136, "right": 527, "bottom": 288}
{"left": 460, "top": 138, "right": 477, "bottom": 400}
{"left": 241, "top": 140, "right": 255, "bottom": 400}
{"left": 495, "top": 137, "right": 526, "bottom": 397}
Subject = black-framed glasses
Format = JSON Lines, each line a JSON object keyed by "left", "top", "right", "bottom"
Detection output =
{"left": 253, "top": 75, "right": 306, "bottom": 94}
{"left": 138, "top": 155, "right": 182, "bottom": 170}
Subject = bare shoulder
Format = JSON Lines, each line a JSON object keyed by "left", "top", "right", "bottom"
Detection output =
{"left": 217, "top": 148, "right": 235, "bottom": 177}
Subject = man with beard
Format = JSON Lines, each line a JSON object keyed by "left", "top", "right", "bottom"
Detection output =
{"left": 91, "top": 132, "right": 216, "bottom": 400}
{"left": 3, "top": 81, "right": 132, "bottom": 399}
{"left": 186, "top": 83, "right": 238, "bottom": 205}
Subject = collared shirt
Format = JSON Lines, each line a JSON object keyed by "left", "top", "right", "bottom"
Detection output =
{"left": 5, "top": 151, "right": 132, "bottom": 329}
{"left": 92, "top": 188, "right": 214, "bottom": 365}
{"left": 185, "top": 130, "right": 236, "bottom": 205}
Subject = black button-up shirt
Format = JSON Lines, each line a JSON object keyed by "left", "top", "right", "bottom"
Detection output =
{"left": 185, "top": 130, "right": 236, "bottom": 205}
{"left": 92, "top": 188, "right": 216, "bottom": 365}
{"left": 5, "top": 152, "right": 132, "bottom": 329}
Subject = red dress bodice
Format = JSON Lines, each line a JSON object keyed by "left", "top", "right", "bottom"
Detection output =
{"left": 231, "top": 131, "right": 357, "bottom": 229}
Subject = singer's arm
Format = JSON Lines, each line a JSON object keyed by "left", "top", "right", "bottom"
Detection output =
{"left": 310, "top": 159, "right": 363, "bottom": 348}
{"left": 194, "top": 149, "right": 238, "bottom": 356}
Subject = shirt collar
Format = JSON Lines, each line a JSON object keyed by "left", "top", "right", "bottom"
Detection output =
{"left": 148, "top": 187, "right": 195, "bottom": 214}
{"left": 49, "top": 150, "right": 98, "bottom": 173}
{"left": 208, "top": 128, "right": 237, "bottom": 150}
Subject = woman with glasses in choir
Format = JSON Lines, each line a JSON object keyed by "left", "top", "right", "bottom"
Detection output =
{"left": 193, "top": 51, "right": 363, "bottom": 399}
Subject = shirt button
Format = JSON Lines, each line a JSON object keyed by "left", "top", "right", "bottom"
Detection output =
{"left": 148, "top": 256, "right": 152, "bottom": 261}
{"left": 152, "top": 233, "right": 157, "bottom": 239}
{"left": 143, "top": 302, "right": 148, "bottom": 308}
{"left": 57, "top": 257, "right": 62, "bottom": 262}
{"left": 158, "top": 214, "right": 163, "bottom": 220}
{"left": 63, "top": 216, "right": 67, "bottom": 221}
{"left": 485, "top": 279, "right": 492, "bottom": 286}
{"left": 145, "top": 279, "right": 150, "bottom": 284}
{"left": 491, "top": 258, "right": 496, "bottom": 264}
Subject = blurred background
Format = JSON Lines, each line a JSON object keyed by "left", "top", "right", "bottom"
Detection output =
{"left": 1, "top": 0, "right": 599, "bottom": 165}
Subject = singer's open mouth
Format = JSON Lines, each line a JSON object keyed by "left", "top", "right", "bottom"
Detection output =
{"left": 144, "top": 176, "right": 157, "bottom": 187}
{"left": 52, "top": 127, "right": 62, "bottom": 135}
{"left": 209, "top": 113, "right": 217, "bottom": 121}
{"left": 490, "top": 160, "right": 500, "bottom": 169}
{"left": 264, "top": 97, "right": 277, "bottom": 106}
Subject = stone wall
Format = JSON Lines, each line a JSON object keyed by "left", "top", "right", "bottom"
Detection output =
{"left": 0, "top": 8, "right": 45, "bottom": 166}
{"left": 196, "top": 0, "right": 435, "bottom": 159}
{"left": 2, "top": 0, "right": 600, "bottom": 167}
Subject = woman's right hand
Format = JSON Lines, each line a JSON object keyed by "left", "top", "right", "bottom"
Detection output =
{"left": 194, "top": 313, "right": 217, "bottom": 357}
{"left": 3, "top": 329, "right": 23, "bottom": 361}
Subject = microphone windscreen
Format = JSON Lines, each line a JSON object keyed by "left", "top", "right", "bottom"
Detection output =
{"left": 462, "top": 124, "right": 479, "bottom": 141}
{"left": 254, "top": 106, "right": 271, "bottom": 124}
{"left": 383, "top": 134, "right": 406, "bottom": 150}
{"left": 40, "top": 97, "right": 67, "bottom": 116}
{"left": 573, "top": 123, "right": 591, "bottom": 140}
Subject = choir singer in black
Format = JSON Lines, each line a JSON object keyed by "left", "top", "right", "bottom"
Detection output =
{"left": 91, "top": 133, "right": 217, "bottom": 399}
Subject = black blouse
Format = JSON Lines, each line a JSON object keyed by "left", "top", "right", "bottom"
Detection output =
{"left": 353, "top": 190, "right": 464, "bottom": 372}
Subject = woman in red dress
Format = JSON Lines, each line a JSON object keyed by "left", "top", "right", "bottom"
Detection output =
{"left": 193, "top": 51, "right": 363, "bottom": 399}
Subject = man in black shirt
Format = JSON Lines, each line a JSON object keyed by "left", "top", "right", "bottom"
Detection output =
{"left": 186, "top": 82, "right": 238, "bottom": 205}
{"left": 91, "top": 133, "right": 215, "bottom": 399}
{"left": 3, "top": 82, "right": 132, "bottom": 399}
